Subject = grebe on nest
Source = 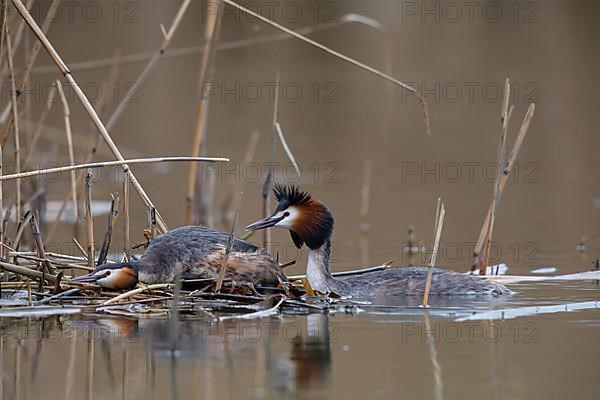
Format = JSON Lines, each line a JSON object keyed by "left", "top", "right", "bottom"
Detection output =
{"left": 74, "top": 226, "right": 286, "bottom": 290}
{"left": 246, "top": 185, "right": 510, "bottom": 297}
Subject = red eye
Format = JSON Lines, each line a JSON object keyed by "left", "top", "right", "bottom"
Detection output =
{"left": 105, "top": 270, "right": 111, "bottom": 276}
{"left": 283, "top": 211, "right": 290, "bottom": 217}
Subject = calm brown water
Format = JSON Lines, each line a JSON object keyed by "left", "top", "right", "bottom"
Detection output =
{"left": 2, "top": 0, "right": 600, "bottom": 398}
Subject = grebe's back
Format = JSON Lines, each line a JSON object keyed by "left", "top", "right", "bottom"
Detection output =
{"left": 138, "top": 226, "right": 286, "bottom": 286}
{"left": 325, "top": 267, "right": 510, "bottom": 298}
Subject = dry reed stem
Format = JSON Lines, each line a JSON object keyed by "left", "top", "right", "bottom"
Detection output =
{"left": 262, "top": 70, "right": 280, "bottom": 251}
{"left": 216, "top": 192, "right": 242, "bottom": 292}
{"left": 422, "top": 198, "right": 445, "bottom": 307}
{"left": 0, "top": 156, "right": 229, "bottom": 181}
{"left": 84, "top": 170, "right": 95, "bottom": 270}
{"left": 123, "top": 174, "right": 130, "bottom": 261}
{"left": 55, "top": 80, "right": 79, "bottom": 221}
{"left": 222, "top": 0, "right": 431, "bottom": 136}
{"left": 0, "top": 0, "right": 60, "bottom": 146}
{"left": 479, "top": 79, "right": 511, "bottom": 275}
{"left": 10, "top": 0, "right": 170, "bottom": 232}
{"left": 97, "top": 193, "right": 120, "bottom": 266}
{"left": 275, "top": 122, "right": 301, "bottom": 177}
{"left": 30, "top": 212, "right": 54, "bottom": 276}
{"left": 47, "top": 58, "right": 122, "bottom": 241}
{"left": 0, "top": 261, "right": 59, "bottom": 283}
{"left": 102, "top": 283, "right": 172, "bottom": 305}
{"left": 473, "top": 97, "right": 536, "bottom": 272}
{"left": 71, "top": 237, "right": 87, "bottom": 259}
{"left": 106, "top": 0, "right": 192, "bottom": 130}
{"left": 185, "top": 0, "right": 223, "bottom": 225}
{"left": 5, "top": 28, "right": 21, "bottom": 222}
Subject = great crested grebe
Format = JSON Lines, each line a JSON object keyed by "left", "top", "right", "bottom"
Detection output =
{"left": 246, "top": 185, "right": 510, "bottom": 297}
{"left": 74, "top": 226, "right": 286, "bottom": 290}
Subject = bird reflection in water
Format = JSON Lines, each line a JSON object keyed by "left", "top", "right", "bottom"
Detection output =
{"left": 0, "top": 312, "right": 337, "bottom": 399}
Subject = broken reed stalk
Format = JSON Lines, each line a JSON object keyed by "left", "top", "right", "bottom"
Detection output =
{"left": 84, "top": 170, "right": 95, "bottom": 270}
{"left": 216, "top": 192, "right": 243, "bottom": 292}
{"left": 185, "top": 0, "right": 223, "bottom": 225}
{"left": 5, "top": 28, "right": 21, "bottom": 222}
{"left": 30, "top": 212, "right": 54, "bottom": 276}
{"left": 275, "top": 122, "right": 301, "bottom": 177}
{"left": 71, "top": 237, "right": 87, "bottom": 259}
{"left": 55, "top": 80, "right": 79, "bottom": 222}
{"left": 262, "top": 70, "right": 280, "bottom": 251}
{"left": 0, "top": 156, "right": 229, "bottom": 181}
{"left": 10, "top": 0, "right": 170, "bottom": 233}
{"left": 106, "top": 0, "right": 192, "bottom": 130}
{"left": 479, "top": 79, "right": 511, "bottom": 275}
{"left": 0, "top": 0, "right": 60, "bottom": 147}
{"left": 473, "top": 102, "right": 536, "bottom": 266}
{"left": 222, "top": 0, "right": 431, "bottom": 136}
{"left": 123, "top": 174, "right": 130, "bottom": 261}
{"left": 96, "top": 193, "right": 120, "bottom": 266}
{"left": 422, "top": 198, "right": 446, "bottom": 307}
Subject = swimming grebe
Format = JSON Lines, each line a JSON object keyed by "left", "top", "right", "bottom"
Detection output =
{"left": 74, "top": 226, "right": 286, "bottom": 290}
{"left": 246, "top": 185, "right": 510, "bottom": 297}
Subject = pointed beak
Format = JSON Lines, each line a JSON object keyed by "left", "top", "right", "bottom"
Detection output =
{"left": 72, "top": 273, "right": 101, "bottom": 283}
{"left": 245, "top": 214, "right": 284, "bottom": 231}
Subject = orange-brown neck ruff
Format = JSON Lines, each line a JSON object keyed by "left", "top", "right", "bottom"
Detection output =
{"left": 290, "top": 198, "right": 334, "bottom": 250}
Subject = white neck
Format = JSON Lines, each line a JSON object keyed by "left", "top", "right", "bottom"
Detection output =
{"left": 306, "top": 239, "right": 335, "bottom": 293}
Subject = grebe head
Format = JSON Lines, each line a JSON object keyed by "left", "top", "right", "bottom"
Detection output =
{"left": 246, "top": 184, "right": 334, "bottom": 250}
{"left": 73, "top": 262, "right": 139, "bottom": 290}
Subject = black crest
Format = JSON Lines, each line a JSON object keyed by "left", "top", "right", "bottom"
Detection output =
{"left": 273, "top": 184, "right": 311, "bottom": 210}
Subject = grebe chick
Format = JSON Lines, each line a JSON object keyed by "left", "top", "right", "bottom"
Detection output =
{"left": 74, "top": 226, "right": 286, "bottom": 290}
{"left": 246, "top": 185, "right": 510, "bottom": 298}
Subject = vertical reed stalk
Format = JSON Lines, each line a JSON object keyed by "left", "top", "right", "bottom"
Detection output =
{"left": 422, "top": 198, "right": 446, "bottom": 307}
{"left": 472, "top": 103, "right": 536, "bottom": 270}
{"left": 5, "top": 28, "right": 21, "bottom": 222}
{"left": 479, "top": 79, "right": 511, "bottom": 275}
{"left": 185, "top": 0, "right": 223, "bottom": 225}
{"left": 97, "top": 193, "right": 120, "bottom": 266}
{"left": 123, "top": 174, "right": 130, "bottom": 261}
{"left": 216, "top": 192, "right": 242, "bottom": 292}
{"left": 262, "top": 70, "right": 280, "bottom": 251}
{"left": 84, "top": 170, "right": 95, "bottom": 270}
{"left": 55, "top": 80, "right": 79, "bottom": 222}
